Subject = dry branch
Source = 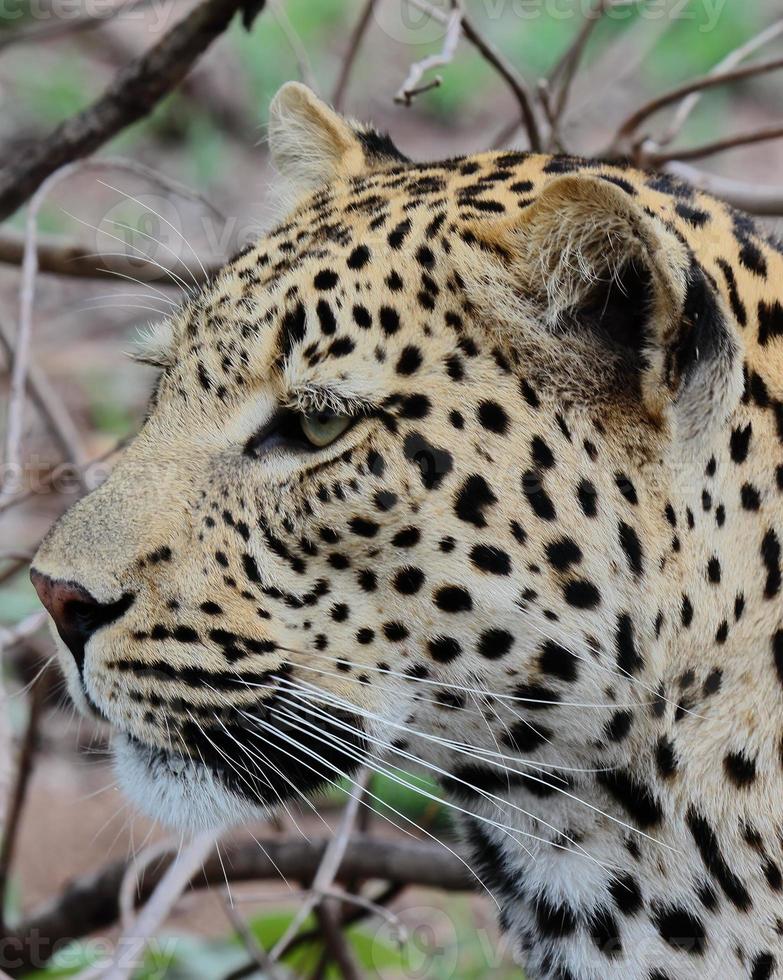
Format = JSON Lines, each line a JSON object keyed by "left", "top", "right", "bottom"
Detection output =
{"left": 332, "top": 0, "right": 378, "bottom": 109}
{"left": 645, "top": 124, "right": 783, "bottom": 166}
{"left": 0, "top": 0, "right": 264, "bottom": 221}
{"left": 611, "top": 53, "right": 783, "bottom": 153}
{"left": 1, "top": 835, "right": 470, "bottom": 975}
{"left": 0, "top": 231, "right": 214, "bottom": 284}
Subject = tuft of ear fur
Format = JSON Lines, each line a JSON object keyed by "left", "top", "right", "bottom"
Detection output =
{"left": 267, "top": 82, "right": 407, "bottom": 194}
{"left": 457, "top": 173, "right": 742, "bottom": 437}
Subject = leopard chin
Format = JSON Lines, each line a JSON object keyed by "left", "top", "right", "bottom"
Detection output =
{"left": 113, "top": 735, "right": 266, "bottom": 833}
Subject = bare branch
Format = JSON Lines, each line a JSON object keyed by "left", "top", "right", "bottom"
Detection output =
{"left": 332, "top": 0, "right": 378, "bottom": 109}
{"left": 270, "top": 770, "right": 370, "bottom": 961}
{"left": 395, "top": 8, "right": 462, "bottom": 106}
{"left": 0, "top": 0, "right": 264, "bottom": 221}
{"left": 0, "top": 319, "right": 89, "bottom": 485}
{"left": 405, "top": 0, "right": 542, "bottom": 151}
{"left": 79, "top": 832, "right": 218, "bottom": 980}
{"left": 222, "top": 893, "right": 286, "bottom": 980}
{"left": 610, "top": 53, "right": 783, "bottom": 154}
{"left": 314, "top": 901, "right": 361, "bottom": 980}
{"left": 645, "top": 124, "right": 783, "bottom": 167}
{"left": 663, "top": 161, "right": 783, "bottom": 216}
{"left": 1, "top": 835, "right": 470, "bottom": 975}
{"left": 546, "top": 0, "right": 639, "bottom": 143}
{"left": 0, "top": 0, "right": 155, "bottom": 52}
{"left": 0, "top": 231, "right": 216, "bottom": 284}
{"left": 0, "top": 678, "right": 45, "bottom": 933}
{"left": 657, "top": 17, "right": 783, "bottom": 149}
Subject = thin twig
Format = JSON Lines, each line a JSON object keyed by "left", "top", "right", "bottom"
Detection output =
{"left": 546, "top": 0, "right": 639, "bottom": 146}
{"left": 222, "top": 892, "right": 286, "bottom": 980}
{"left": 0, "top": 675, "right": 45, "bottom": 932}
{"left": 663, "top": 161, "right": 783, "bottom": 216}
{"left": 656, "top": 17, "right": 783, "bottom": 149}
{"left": 405, "top": 0, "right": 542, "bottom": 150}
{"left": 270, "top": 770, "right": 370, "bottom": 962}
{"left": 332, "top": 0, "right": 377, "bottom": 109}
{"left": 0, "top": 0, "right": 157, "bottom": 52}
{"left": 1, "top": 155, "right": 219, "bottom": 502}
{"left": 78, "top": 832, "right": 218, "bottom": 980}
{"left": 644, "top": 123, "right": 783, "bottom": 166}
{"left": 0, "top": 0, "right": 263, "bottom": 221}
{"left": 395, "top": 7, "right": 462, "bottom": 106}
{"left": 3, "top": 836, "right": 465, "bottom": 975}
{"left": 0, "top": 319, "right": 89, "bottom": 486}
{"left": 611, "top": 53, "right": 783, "bottom": 153}
{"left": 313, "top": 901, "right": 360, "bottom": 980}
{"left": 0, "top": 231, "right": 217, "bottom": 284}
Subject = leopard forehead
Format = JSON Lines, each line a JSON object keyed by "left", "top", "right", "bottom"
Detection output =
{"left": 32, "top": 84, "right": 783, "bottom": 979}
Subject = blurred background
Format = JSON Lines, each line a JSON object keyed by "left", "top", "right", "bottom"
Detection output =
{"left": 1, "top": 0, "right": 782, "bottom": 976}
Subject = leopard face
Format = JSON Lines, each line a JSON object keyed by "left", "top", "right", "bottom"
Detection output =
{"left": 33, "top": 83, "right": 783, "bottom": 978}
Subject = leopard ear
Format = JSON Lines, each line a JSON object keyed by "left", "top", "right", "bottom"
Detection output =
{"left": 462, "top": 172, "right": 742, "bottom": 438}
{"left": 267, "top": 82, "right": 407, "bottom": 192}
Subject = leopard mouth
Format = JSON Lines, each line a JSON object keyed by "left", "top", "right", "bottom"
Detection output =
{"left": 113, "top": 698, "right": 368, "bottom": 832}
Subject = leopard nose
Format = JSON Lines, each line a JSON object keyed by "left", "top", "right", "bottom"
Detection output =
{"left": 30, "top": 569, "right": 134, "bottom": 673}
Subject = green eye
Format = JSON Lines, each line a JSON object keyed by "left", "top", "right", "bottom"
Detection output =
{"left": 299, "top": 410, "right": 353, "bottom": 448}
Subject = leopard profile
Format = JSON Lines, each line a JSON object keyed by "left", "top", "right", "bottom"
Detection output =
{"left": 32, "top": 82, "right": 783, "bottom": 978}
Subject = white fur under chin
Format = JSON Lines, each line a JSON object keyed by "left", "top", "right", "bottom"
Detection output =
{"left": 113, "top": 736, "right": 266, "bottom": 834}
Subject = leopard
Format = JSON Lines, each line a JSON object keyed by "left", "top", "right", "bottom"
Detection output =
{"left": 30, "top": 81, "right": 783, "bottom": 979}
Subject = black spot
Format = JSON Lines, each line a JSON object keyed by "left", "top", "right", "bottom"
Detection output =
{"left": 758, "top": 300, "right": 783, "bottom": 346}
{"left": 428, "top": 636, "right": 462, "bottom": 663}
{"left": 609, "top": 872, "right": 643, "bottom": 915}
{"left": 278, "top": 302, "right": 306, "bottom": 361}
{"left": 403, "top": 433, "right": 453, "bottom": 490}
{"left": 477, "top": 629, "right": 514, "bottom": 659}
{"left": 315, "top": 299, "right": 336, "bottom": 335}
{"left": 577, "top": 479, "right": 597, "bottom": 517}
{"left": 563, "top": 580, "right": 600, "bottom": 609}
{"left": 522, "top": 469, "right": 556, "bottom": 521}
{"left": 618, "top": 522, "right": 644, "bottom": 577}
{"left": 313, "top": 269, "right": 338, "bottom": 290}
{"left": 723, "top": 751, "right": 757, "bottom": 788}
{"left": 615, "top": 473, "right": 638, "bottom": 504}
{"left": 762, "top": 529, "right": 781, "bottom": 598}
{"left": 545, "top": 537, "right": 582, "bottom": 571}
{"left": 434, "top": 585, "right": 472, "bottom": 613}
{"left": 379, "top": 306, "right": 400, "bottom": 335}
{"left": 392, "top": 526, "right": 420, "bottom": 548}
{"left": 730, "top": 423, "right": 752, "bottom": 463}
{"left": 348, "top": 517, "right": 379, "bottom": 538}
{"left": 597, "top": 769, "right": 662, "bottom": 827}
{"left": 538, "top": 641, "right": 578, "bottom": 682}
{"left": 653, "top": 904, "right": 705, "bottom": 954}
{"left": 520, "top": 378, "right": 539, "bottom": 407}
{"left": 605, "top": 710, "right": 633, "bottom": 742}
{"left": 393, "top": 566, "right": 425, "bottom": 595}
{"left": 707, "top": 556, "right": 721, "bottom": 583}
{"left": 615, "top": 613, "right": 643, "bottom": 675}
{"left": 741, "top": 483, "right": 761, "bottom": 510}
{"left": 477, "top": 400, "right": 509, "bottom": 435}
{"left": 687, "top": 807, "right": 752, "bottom": 909}
{"left": 681, "top": 593, "right": 694, "bottom": 627}
{"left": 533, "top": 895, "right": 577, "bottom": 937}
{"left": 396, "top": 345, "right": 422, "bottom": 375}
{"left": 352, "top": 304, "right": 371, "bottom": 329}
{"left": 347, "top": 245, "right": 370, "bottom": 270}
{"left": 531, "top": 436, "right": 554, "bottom": 469}
{"left": 656, "top": 736, "right": 678, "bottom": 778}
{"left": 470, "top": 544, "right": 511, "bottom": 575}
{"left": 751, "top": 953, "right": 776, "bottom": 980}
{"left": 590, "top": 906, "right": 622, "bottom": 957}
{"left": 454, "top": 474, "right": 497, "bottom": 527}
{"left": 383, "top": 621, "right": 409, "bottom": 641}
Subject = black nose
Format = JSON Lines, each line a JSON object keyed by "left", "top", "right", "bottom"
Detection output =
{"left": 30, "top": 570, "right": 134, "bottom": 673}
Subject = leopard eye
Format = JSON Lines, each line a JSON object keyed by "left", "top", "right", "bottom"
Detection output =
{"left": 299, "top": 410, "right": 352, "bottom": 448}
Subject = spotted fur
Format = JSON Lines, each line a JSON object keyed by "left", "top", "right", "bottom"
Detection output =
{"left": 32, "top": 83, "right": 783, "bottom": 978}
